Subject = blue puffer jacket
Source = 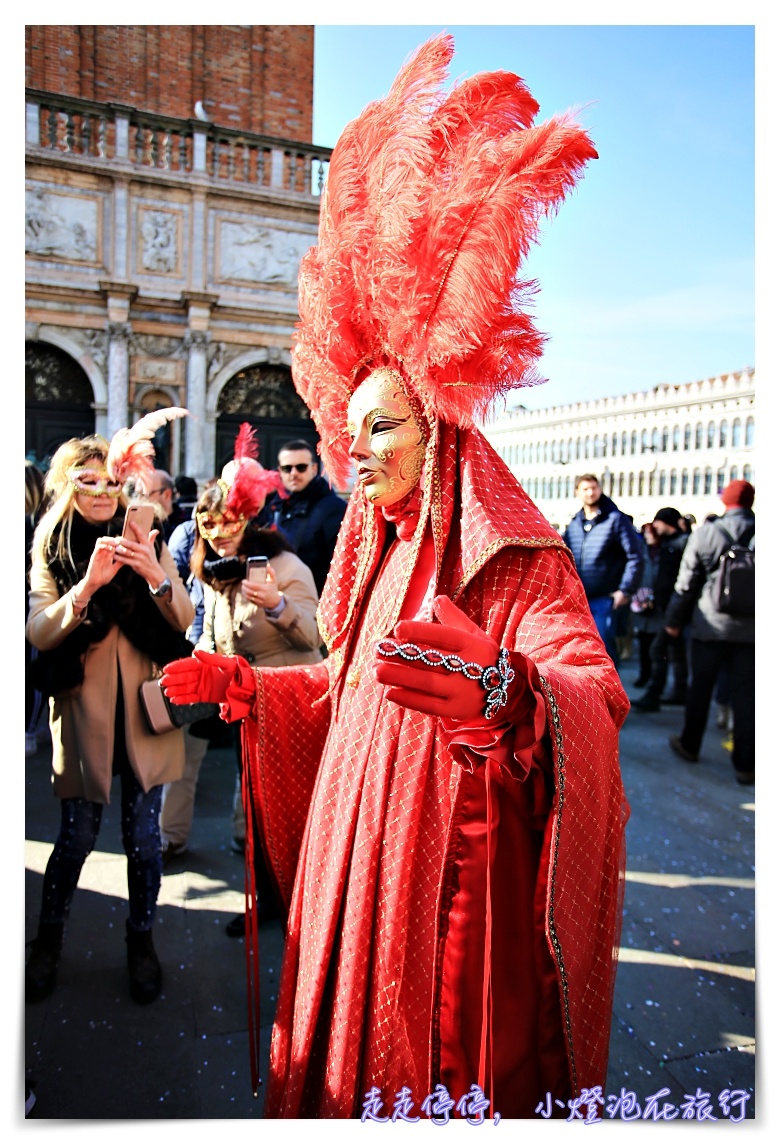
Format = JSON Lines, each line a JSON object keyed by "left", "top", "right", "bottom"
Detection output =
{"left": 562, "top": 495, "right": 645, "bottom": 600}
{"left": 168, "top": 518, "right": 205, "bottom": 644}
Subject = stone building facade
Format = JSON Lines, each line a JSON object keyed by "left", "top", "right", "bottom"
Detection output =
{"left": 482, "top": 368, "right": 755, "bottom": 531}
{"left": 25, "top": 25, "right": 331, "bottom": 483}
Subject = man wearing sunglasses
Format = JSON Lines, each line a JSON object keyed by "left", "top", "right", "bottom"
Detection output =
{"left": 272, "top": 440, "right": 347, "bottom": 595}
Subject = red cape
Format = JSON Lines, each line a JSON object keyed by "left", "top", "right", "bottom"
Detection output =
{"left": 242, "top": 424, "right": 629, "bottom": 1116}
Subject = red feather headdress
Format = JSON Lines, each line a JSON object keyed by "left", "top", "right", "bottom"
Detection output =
{"left": 221, "top": 423, "right": 286, "bottom": 519}
{"left": 291, "top": 32, "right": 597, "bottom": 484}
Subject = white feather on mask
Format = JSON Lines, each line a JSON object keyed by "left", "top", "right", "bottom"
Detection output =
{"left": 106, "top": 407, "right": 189, "bottom": 484}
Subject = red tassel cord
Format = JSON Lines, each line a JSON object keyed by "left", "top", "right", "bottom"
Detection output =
{"left": 241, "top": 717, "right": 263, "bottom": 1098}
{"left": 478, "top": 757, "right": 497, "bottom": 1115}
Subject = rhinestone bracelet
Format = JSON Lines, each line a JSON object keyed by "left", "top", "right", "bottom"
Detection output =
{"left": 376, "top": 639, "right": 515, "bottom": 720}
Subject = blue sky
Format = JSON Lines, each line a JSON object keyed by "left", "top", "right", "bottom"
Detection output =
{"left": 311, "top": 23, "right": 755, "bottom": 413}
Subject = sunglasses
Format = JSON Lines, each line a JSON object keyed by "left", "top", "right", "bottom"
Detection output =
{"left": 280, "top": 463, "right": 313, "bottom": 474}
{"left": 196, "top": 512, "right": 247, "bottom": 541}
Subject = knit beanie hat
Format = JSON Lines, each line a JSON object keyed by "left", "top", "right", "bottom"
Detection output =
{"left": 653, "top": 507, "right": 682, "bottom": 528}
{"left": 720, "top": 480, "right": 755, "bottom": 509}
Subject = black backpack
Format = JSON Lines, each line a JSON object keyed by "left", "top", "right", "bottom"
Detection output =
{"left": 711, "top": 520, "right": 755, "bottom": 617}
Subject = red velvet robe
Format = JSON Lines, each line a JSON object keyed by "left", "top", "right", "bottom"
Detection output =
{"left": 239, "top": 424, "right": 629, "bottom": 1118}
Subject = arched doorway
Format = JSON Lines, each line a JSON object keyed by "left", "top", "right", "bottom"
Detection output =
{"left": 135, "top": 388, "right": 181, "bottom": 476}
{"left": 215, "top": 363, "right": 317, "bottom": 473}
{"left": 26, "top": 342, "right": 95, "bottom": 467}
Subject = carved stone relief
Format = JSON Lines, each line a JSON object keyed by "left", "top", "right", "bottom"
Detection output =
{"left": 217, "top": 220, "right": 312, "bottom": 286}
{"left": 140, "top": 209, "right": 179, "bottom": 274}
{"left": 26, "top": 186, "right": 100, "bottom": 263}
{"left": 207, "top": 342, "right": 246, "bottom": 383}
{"left": 107, "top": 321, "right": 133, "bottom": 345}
{"left": 82, "top": 329, "right": 108, "bottom": 374}
{"left": 131, "top": 334, "right": 186, "bottom": 360}
{"left": 135, "top": 358, "right": 181, "bottom": 384}
{"left": 183, "top": 330, "right": 210, "bottom": 351}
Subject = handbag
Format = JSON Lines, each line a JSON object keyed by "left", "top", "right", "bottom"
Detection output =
{"left": 139, "top": 678, "right": 219, "bottom": 736}
{"left": 145, "top": 593, "right": 230, "bottom": 745}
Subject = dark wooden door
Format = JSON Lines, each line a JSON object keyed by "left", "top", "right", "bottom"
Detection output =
{"left": 214, "top": 363, "right": 318, "bottom": 475}
{"left": 215, "top": 414, "right": 318, "bottom": 475}
{"left": 26, "top": 341, "right": 95, "bottom": 468}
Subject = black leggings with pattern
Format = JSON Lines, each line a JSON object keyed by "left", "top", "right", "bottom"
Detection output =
{"left": 39, "top": 687, "right": 163, "bottom": 932}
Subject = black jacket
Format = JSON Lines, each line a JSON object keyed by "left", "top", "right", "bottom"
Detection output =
{"left": 271, "top": 476, "right": 347, "bottom": 595}
{"left": 562, "top": 495, "right": 645, "bottom": 600}
{"left": 653, "top": 530, "right": 689, "bottom": 613}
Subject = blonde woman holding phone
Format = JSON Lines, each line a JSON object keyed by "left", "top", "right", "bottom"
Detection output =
{"left": 25, "top": 414, "right": 192, "bottom": 1006}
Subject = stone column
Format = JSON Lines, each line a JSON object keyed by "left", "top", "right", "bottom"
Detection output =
{"left": 184, "top": 329, "right": 210, "bottom": 482}
{"left": 191, "top": 193, "right": 206, "bottom": 290}
{"left": 181, "top": 292, "right": 219, "bottom": 482}
{"left": 106, "top": 321, "right": 132, "bottom": 438}
{"left": 113, "top": 181, "right": 129, "bottom": 280}
{"left": 100, "top": 282, "right": 137, "bottom": 438}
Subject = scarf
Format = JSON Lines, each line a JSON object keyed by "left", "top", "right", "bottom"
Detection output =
{"left": 380, "top": 486, "right": 423, "bottom": 542}
{"left": 202, "top": 555, "right": 246, "bottom": 584}
{"left": 32, "top": 510, "right": 192, "bottom": 697}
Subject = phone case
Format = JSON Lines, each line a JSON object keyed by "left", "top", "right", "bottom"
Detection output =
{"left": 247, "top": 557, "right": 269, "bottom": 582}
{"left": 123, "top": 504, "right": 155, "bottom": 538}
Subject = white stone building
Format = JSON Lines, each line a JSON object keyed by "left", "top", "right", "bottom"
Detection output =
{"left": 482, "top": 368, "right": 755, "bottom": 531}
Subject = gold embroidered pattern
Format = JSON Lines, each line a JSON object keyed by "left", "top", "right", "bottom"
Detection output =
{"left": 539, "top": 674, "right": 577, "bottom": 1093}
{"left": 452, "top": 536, "right": 568, "bottom": 601}
{"left": 319, "top": 496, "right": 378, "bottom": 659}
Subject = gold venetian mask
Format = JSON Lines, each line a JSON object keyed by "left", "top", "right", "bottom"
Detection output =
{"left": 346, "top": 368, "right": 428, "bottom": 507}
{"left": 196, "top": 509, "right": 247, "bottom": 543}
{"left": 66, "top": 465, "right": 123, "bottom": 498}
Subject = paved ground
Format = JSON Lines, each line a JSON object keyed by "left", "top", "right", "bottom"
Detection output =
{"left": 22, "top": 650, "right": 755, "bottom": 1123}
{"left": 607, "top": 665, "right": 755, "bottom": 1124}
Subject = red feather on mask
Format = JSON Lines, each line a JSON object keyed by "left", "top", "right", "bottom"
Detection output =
{"left": 234, "top": 422, "right": 259, "bottom": 462}
{"left": 224, "top": 423, "right": 286, "bottom": 518}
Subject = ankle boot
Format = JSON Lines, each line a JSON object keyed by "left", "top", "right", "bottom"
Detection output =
{"left": 632, "top": 690, "right": 661, "bottom": 712}
{"left": 26, "top": 921, "right": 64, "bottom": 1003}
{"left": 125, "top": 920, "right": 162, "bottom": 1004}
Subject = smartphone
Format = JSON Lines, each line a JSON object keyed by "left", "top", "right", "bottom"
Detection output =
{"left": 246, "top": 555, "right": 269, "bottom": 582}
{"left": 122, "top": 503, "right": 156, "bottom": 540}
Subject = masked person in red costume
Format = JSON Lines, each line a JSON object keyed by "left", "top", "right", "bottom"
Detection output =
{"left": 162, "top": 33, "right": 629, "bottom": 1120}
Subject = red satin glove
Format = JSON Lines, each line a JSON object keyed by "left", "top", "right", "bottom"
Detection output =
{"left": 161, "top": 649, "right": 245, "bottom": 706}
{"left": 374, "top": 595, "right": 514, "bottom": 720}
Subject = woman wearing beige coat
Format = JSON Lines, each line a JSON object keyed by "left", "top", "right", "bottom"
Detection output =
{"left": 25, "top": 434, "right": 194, "bottom": 1006}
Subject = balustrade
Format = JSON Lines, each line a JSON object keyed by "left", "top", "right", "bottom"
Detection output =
{"left": 26, "top": 89, "right": 331, "bottom": 197}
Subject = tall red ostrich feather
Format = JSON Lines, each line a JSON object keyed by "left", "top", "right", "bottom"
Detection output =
{"left": 291, "top": 32, "right": 597, "bottom": 484}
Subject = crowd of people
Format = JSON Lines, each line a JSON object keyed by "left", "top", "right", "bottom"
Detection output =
{"left": 24, "top": 425, "right": 349, "bottom": 994}
{"left": 23, "top": 439, "right": 756, "bottom": 1114}
{"left": 562, "top": 472, "right": 755, "bottom": 785}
